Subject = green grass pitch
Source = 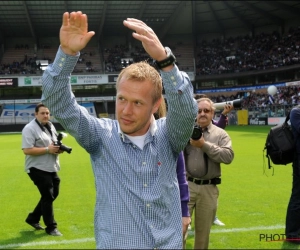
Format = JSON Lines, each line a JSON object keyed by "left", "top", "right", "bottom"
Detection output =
{"left": 0, "top": 125, "right": 298, "bottom": 249}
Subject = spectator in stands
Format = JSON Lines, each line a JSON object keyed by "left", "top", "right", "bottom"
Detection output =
{"left": 21, "top": 103, "right": 63, "bottom": 236}
{"left": 41, "top": 12, "right": 197, "bottom": 249}
{"left": 195, "top": 27, "right": 300, "bottom": 76}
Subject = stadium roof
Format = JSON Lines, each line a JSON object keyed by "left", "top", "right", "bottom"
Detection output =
{"left": 1, "top": 1, "right": 300, "bottom": 42}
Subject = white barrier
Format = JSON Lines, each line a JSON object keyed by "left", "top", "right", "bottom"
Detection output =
{"left": 0, "top": 103, "right": 96, "bottom": 124}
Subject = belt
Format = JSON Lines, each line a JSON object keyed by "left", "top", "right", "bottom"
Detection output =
{"left": 188, "top": 177, "right": 221, "bottom": 185}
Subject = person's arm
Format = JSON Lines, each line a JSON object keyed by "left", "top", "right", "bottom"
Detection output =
{"left": 201, "top": 131, "right": 234, "bottom": 164}
{"left": 176, "top": 152, "right": 190, "bottom": 217}
{"left": 176, "top": 151, "right": 191, "bottom": 236}
{"left": 123, "top": 18, "right": 198, "bottom": 153}
{"left": 123, "top": 18, "right": 174, "bottom": 72}
{"left": 291, "top": 108, "right": 300, "bottom": 135}
{"left": 214, "top": 104, "right": 234, "bottom": 129}
{"left": 290, "top": 108, "right": 300, "bottom": 155}
{"left": 214, "top": 114, "right": 227, "bottom": 129}
{"left": 160, "top": 66, "right": 198, "bottom": 152}
{"left": 23, "top": 144, "right": 60, "bottom": 155}
{"left": 41, "top": 12, "right": 103, "bottom": 153}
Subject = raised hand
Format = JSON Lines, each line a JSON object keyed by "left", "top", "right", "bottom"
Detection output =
{"left": 60, "top": 12, "right": 95, "bottom": 56}
{"left": 222, "top": 104, "right": 234, "bottom": 115}
{"left": 123, "top": 18, "right": 166, "bottom": 61}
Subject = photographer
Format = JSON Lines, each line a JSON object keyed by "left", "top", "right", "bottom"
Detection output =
{"left": 183, "top": 97, "right": 234, "bottom": 249}
{"left": 22, "top": 103, "right": 63, "bottom": 236}
{"left": 194, "top": 93, "right": 234, "bottom": 226}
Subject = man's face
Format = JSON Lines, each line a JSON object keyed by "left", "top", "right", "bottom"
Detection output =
{"left": 35, "top": 107, "right": 50, "bottom": 125}
{"left": 196, "top": 100, "right": 214, "bottom": 128}
{"left": 116, "top": 77, "right": 161, "bottom": 136}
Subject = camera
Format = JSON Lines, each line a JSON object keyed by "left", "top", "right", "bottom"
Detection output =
{"left": 191, "top": 125, "right": 203, "bottom": 140}
{"left": 54, "top": 132, "right": 72, "bottom": 154}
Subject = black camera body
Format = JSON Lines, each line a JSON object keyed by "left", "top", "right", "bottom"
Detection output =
{"left": 54, "top": 132, "right": 72, "bottom": 154}
{"left": 191, "top": 126, "right": 203, "bottom": 140}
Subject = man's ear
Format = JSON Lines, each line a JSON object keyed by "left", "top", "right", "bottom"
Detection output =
{"left": 153, "top": 97, "right": 162, "bottom": 114}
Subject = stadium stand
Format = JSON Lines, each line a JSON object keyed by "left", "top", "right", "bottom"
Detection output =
{"left": 195, "top": 26, "right": 300, "bottom": 76}
{"left": 1, "top": 1, "right": 300, "bottom": 131}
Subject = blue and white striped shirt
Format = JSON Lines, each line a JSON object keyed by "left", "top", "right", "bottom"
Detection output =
{"left": 42, "top": 46, "right": 198, "bottom": 249}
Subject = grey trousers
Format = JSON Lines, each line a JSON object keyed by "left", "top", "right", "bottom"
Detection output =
{"left": 184, "top": 182, "right": 219, "bottom": 249}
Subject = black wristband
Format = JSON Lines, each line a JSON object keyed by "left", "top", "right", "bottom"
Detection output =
{"left": 154, "top": 47, "right": 176, "bottom": 69}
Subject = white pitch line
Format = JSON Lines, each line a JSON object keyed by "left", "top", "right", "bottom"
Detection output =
{"left": 0, "top": 225, "right": 286, "bottom": 249}
{"left": 188, "top": 224, "right": 285, "bottom": 236}
{"left": 0, "top": 237, "right": 95, "bottom": 249}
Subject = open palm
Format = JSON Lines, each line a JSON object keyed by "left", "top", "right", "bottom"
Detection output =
{"left": 60, "top": 12, "right": 95, "bottom": 55}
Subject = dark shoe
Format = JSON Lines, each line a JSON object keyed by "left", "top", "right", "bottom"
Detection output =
{"left": 46, "top": 228, "right": 63, "bottom": 236}
{"left": 25, "top": 219, "right": 44, "bottom": 230}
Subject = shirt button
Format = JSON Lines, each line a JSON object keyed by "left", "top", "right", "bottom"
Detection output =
{"left": 144, "top": 184, "right": 148, "bottom": 187}
{"left": 171, "top": 76, "right": 175, "bottom": 80}
{"left": 142, "top": 162, "right": 146, "bottom": 165}
{"left": 173, "top": 81, "right": 177, "bottom": 86}
{"left": 146, "top": 204, "right": 150, "bottom": 207}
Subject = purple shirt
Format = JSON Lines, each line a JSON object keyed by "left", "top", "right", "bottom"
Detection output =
{"left": 176, "top": 152, "right": 189, "bottom": 216}
{"left": 213, "top": 114, "right": 227, "bottom": 129}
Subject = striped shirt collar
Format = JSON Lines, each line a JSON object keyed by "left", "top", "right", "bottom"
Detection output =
{"left": 117, "top": 115, "right": 158, "bottom": 142}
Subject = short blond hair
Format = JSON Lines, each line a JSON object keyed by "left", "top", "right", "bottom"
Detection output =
{"left": 116, "top": 61, "right": 162, "bottom": 104}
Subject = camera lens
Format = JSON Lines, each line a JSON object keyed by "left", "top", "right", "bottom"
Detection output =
{"left": 60, "top": 144, "right": 72, "bottom": 154}
{"left": 191, "top": 126, "right": 202, "bottom": 140}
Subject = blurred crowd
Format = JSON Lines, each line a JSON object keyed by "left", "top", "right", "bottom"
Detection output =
{"left": 1, "top": 26, "right": 300, "bottom": 78}
{"left": 196, "top": 26, "right": 300, "bottom": 75}
{"left": 207, "top": 85, "right": 300, "bottom": 110}
{"left": 0, "top": 52, "right": 52, "bottom": 75}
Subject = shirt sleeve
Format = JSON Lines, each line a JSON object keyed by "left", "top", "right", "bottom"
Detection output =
{"left": 160, "top": 66, "right": 198, "bottom": 153}
{"left": 202, "top": 129, "right": 234, "bottom": 164}
{"left": 22, "top": 125, "right": 35, "bottom": 149}
{"left": 214, "top": 114, "right": 227, "bottom": 129}
{"left": 176, "top": 151, "right": 190, "bottom": 217}
{"left": 291, "top": 108, "right": 300, "bottom": 135}
{"left": 41, "top": 46, "right": 102, "bottom": 152}
{"left": 290, "top": 107, "right": 300, "bottom": 154}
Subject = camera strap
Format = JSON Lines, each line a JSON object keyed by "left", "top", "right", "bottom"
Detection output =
{"left": 35, "top": 119, "right": 56, "bottom": 140}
